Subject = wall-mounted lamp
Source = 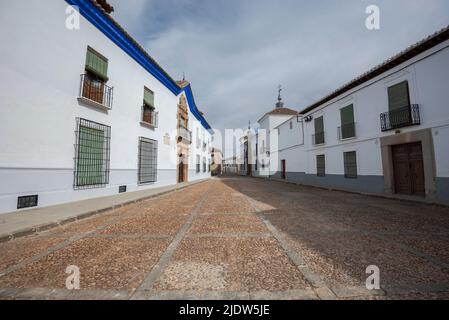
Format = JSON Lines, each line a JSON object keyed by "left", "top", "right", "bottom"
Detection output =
{"left": 304, "top": 115, "right": 313, "bottom": 122}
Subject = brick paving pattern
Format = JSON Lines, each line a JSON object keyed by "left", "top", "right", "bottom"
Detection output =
{"left": 0, "top": 177, "right": 449, "bottom": 300}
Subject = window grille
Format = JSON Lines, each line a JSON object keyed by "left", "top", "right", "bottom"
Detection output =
{"left": 74, "top": 118, "right": 111, "bottom": 189}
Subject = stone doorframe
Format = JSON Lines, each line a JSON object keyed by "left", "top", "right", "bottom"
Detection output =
{"left": 176, "top": 95, "right": 189, "bottom": 183}
{"left": 380, "top": 128, "right": 437, "bottom": 199}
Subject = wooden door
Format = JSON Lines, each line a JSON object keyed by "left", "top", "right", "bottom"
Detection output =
{"left": 178, "top": 161, "right": 184, "bottom": 183}
{"left": 281, "top": 160, "right": 286, "bottom": 180}
{"left": 392, "top": 142, "right": 425, "bottom": 196}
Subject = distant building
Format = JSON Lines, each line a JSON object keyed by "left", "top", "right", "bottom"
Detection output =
{"left": 211, "top": 148, "right": 223, "bottom": 176}
{"left": 222, "top": 157, "right": 239, "bottom": 175}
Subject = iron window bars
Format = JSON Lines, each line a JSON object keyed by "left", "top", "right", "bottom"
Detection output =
{"left": 338, "top": 122, "right": 356, "bottom": 140}
{"left": 138, "top": 137, "right": 158, "bottom": 184}
{"left": 74, "top": 118, "right": 111, "bottom": 189}
{"left": 316, "top": 155, "right": 326, "bottom": 177}
{"left": 312, "top": 132, "right": 325, "bottom": 145}
{"left": 344, "top": 151, "right": 358, "bottom": 179}
{"left": 80, "top": 74, "right": 114, "bottom": 109}
{"left": 380, "top": 104, "right": 420, "bottom": 132}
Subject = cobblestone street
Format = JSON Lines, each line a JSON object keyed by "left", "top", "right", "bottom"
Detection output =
{"left": 1, "top": 178, "right": 449, "bottom": 300}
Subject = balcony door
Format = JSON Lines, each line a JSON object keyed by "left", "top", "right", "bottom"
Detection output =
{"left": 392, "top": 142, "right": 425, "bottom": 196}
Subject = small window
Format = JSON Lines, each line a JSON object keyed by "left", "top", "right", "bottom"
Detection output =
{"left": 316, "top": 155, "right": 325, "bottom": 177}
{"left": 314, "top": 116, "right": 325, "bottom": 145}
{"left": 290, "top": 121, "right": 293, "bottom": 130}
{"left": 138, "top": 137, "right": 158, "bottom": 184}
{"left": 74, "top": 118, "right": 111, "bottom": 189}
{"left": 143, "top": 87, "right": 154, "bottom": 108}
{"left": 81, "top": 47, "right": 113, "bottom": 108}
{"left": 85, "top": 47, "right": 109, "bottom": 81}
{"left": 203, "top": 157, "right": 207, "bottom": 172}
{"left": 344, "top": 151, "right": 358, "bottom": 179}
{"left": 388, "top": 81, "right": 410, "bottom": 111}
{"left": 340, "top": 104, "right": 355, "bottom": 139}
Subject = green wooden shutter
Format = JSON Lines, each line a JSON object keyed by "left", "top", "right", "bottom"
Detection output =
{"left": 85, "top": 47, "right": 109, "bottom": 80}
{"left": 388, "top": 81, "right": 410, "bottom": 111}
{"left": 344, "top": 151, "right": 357, "bottom": 179}
{"left": 316, "top": 155, "right": 325, "bottom": 177}
{"left": 144, "top": 88, "right": 154, "bottom": 108}
{"left": 340, "top": 105, "right": 355, "bottom": 139}
{"left": 77, "top": 126, "right": 104, "bottom": 186}
{"left": 340, "top": 105, "right": 354, "bottom": 125}
{"left": 314, "top": 116, "right": 324, "bottom": 134}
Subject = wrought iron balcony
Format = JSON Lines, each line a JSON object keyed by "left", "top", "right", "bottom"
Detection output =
{"left": 79, "top": 74, "right": 113, "bottom": 109}
{"left": 380, "top": 104, "right": 420, "bottom": 132}
{"left": 338, "top": 122, "right": 356, "bottom": 140}
{"left": 312, "top": 131, "right": 325, "bottom": 145}
{"left": 141, "top": 108, "right": 158, "bottom": 128}
{"left": 177, "top": 126, "right": 192, "bottom": 144}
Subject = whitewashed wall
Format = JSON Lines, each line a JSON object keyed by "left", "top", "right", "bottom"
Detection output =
{"left": 0, "top": 0, "right": 211, "bottom": 213}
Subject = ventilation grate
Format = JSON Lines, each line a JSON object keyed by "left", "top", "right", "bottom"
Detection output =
{"left": 17, "top": 195, "right": 38, "bottom": 209}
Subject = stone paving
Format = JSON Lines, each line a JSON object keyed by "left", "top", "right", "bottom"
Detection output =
{"left": 0, "top": 177, "right": 449, "bottom": 300}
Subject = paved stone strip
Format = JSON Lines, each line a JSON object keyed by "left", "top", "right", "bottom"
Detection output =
{"left": 360, "top": 229, "right": 449, "bottom": 270}
{"left": 132, "top": 181, "right": 215, "bottom": 296}
{"left": 382, "top": 282, "right": 449, "bottom": 295}
{"left": 277, "top": 188, "right": 449, "bottom": 271}
{"left": 0, "top": 185, "right": 206, "bottom": 278}
{"left": 84, "top": 233, "right": 173, "bottom": 240}
{"left": 239, "top": 191, "right": 338, "bottom": 300}
{"left": 185, "top": 232, "right": 272, "bottom": 239}
{"left": 134, "top": 289, "right": 319, "bottom": 300}
{"left": 0, "top": 179, "right": 210, "bottom": 244}
{"left": 0, "top": 213, "right": 128, "bottom": 278}
{"left": 0, "top": 287, "right": 131, "bottom": 300}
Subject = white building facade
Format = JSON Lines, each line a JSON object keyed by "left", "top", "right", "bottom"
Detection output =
{"left": 259, "top": 26, "right": 449, "bottom": 205}
{"left": 0, "top": 0, "right": 212, "bottom": 214}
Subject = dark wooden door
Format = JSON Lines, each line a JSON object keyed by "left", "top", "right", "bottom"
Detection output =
{"left": 281, "top": 160, "right": 286, "bottom": 179}
{"left": 392, "top": 142, "right": 425, "bottom": 196}
{"left": 178, "top": 161, "right": 184, "bottom": 183}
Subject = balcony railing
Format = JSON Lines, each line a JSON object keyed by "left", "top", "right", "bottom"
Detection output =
{"left": 178, "top": 126, "right": 192, "bottom": 144}
{"left": 380, "top": 104, "right": 420, "bottom": 132}
{"left": 141, "top": 108, "right": 158, "bottom": 128}
{"left": 312, "top": 131, "right": 325, "bottom": 145}
{"left": 338, "top": 122, "right": 356, "bottom": 140}
{"left": 79, "top": 74, "right": 113, "bottom": 109}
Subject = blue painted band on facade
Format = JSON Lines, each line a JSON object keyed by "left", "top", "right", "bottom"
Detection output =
{"left": 65, "top": 0, "right": 212, "bottom": 130}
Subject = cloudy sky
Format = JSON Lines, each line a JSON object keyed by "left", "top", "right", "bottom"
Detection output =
{"left": 108, "top": 0, "right": 449, "bottom": 155}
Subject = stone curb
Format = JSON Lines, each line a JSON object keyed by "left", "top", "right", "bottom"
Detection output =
{"left": 0, "top": 179, "right": 209, "bottom": 244}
